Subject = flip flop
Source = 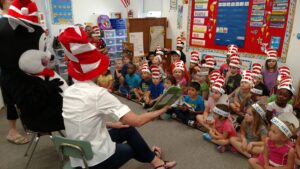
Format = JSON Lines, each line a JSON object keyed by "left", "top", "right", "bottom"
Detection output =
{"left": 6, "top": 135, "right": 29, "bottom": 145}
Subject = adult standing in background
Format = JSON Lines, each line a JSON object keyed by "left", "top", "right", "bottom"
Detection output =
{"left": 0, "top": 0, "right": 29, "bottom": 144}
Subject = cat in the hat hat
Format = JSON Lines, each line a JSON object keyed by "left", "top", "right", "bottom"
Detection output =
{"left": 176, "top": 37, "right": 186, "bottom": 63}
{"left": 0, "top": 0, "right": 65, "bottom": 134}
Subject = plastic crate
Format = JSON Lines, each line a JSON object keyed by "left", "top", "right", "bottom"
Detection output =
{"left": 103, "top": 30, "right": 116, "bottom": 39}
{"left": 105, "top": 38, "right": 116, "bottom": 45}
{"left": 116, "top": 37, "right": 127, "bottom": 45}
{"left": 116, "top": 45, "right": 123, "bottom": 52}
{"left": 115, "top": 29, "right": 127, "bottom": 37}
{"left": 107, "top": 46, "right": 116, "bottom": 53}
{"left": 110, "top": 19, "right": 126, "bottom": 29}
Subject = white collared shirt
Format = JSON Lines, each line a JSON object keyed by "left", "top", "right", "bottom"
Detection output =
{"left": 62, "top": 80, "right": 130, "bottom": 168}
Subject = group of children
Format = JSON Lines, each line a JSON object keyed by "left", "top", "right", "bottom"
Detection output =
{"left": 87, "top": 27, "right": 300, "bottom": 168}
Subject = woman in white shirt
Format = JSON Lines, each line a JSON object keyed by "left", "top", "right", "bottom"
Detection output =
{"left": 59, "top": 26, "right": 176, "bottom": 169}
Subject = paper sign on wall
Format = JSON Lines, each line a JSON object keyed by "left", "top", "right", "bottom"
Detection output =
{"left": 129, "top": 32, "right": 144, "bottom": 56}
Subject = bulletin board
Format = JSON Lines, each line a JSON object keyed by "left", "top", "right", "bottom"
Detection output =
{"left": 127, "top": 18, "right": 167, "bottom": 54}
{"left": 50, "top": 0, "right": 74, "bottom": 25}
{"left": 187, "top": 0, "right": 297, "bottom": 62}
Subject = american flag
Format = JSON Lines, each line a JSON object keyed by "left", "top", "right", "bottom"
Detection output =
{"left": 121, "top": 0, "right": 130, "bottom": 8}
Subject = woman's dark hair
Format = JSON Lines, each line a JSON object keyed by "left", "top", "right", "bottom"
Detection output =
{"left": 265, "top": 59, "right": 278, "bottom": 70}
{"left": 164, "top": 75, "right": 176, "bottom": 85}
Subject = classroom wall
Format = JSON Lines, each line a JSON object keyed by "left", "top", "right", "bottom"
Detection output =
{"left": 162, "top": 0, "right": 300, "bottom": 91}
{"left": 37, "top": 0, "right": 143, "bottom": 36}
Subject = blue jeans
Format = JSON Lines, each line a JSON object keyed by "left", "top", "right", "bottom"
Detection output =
{"left": 77, "top": 127, "right": 155, "bottom": 169}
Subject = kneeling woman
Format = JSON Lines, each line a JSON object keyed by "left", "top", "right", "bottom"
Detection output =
{"left": 59, "top": 27, "right": 176, "bottom": 169}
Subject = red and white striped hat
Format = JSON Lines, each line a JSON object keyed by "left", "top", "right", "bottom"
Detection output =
{"left": 58, "top": 26, "right": 110, "bottom": 81}
{"left": 212, "top": 76, "right": 225, "bottom": 94}
{"left": 229, "top": 53, "right": 241, "bottom": 68}
{"left": 202, "top": 55, "right": 215, "bottom": 69}
{"left": 227, "top": 44, "right": 238, "bottom": 55}
{"left": 190, "top": 51, "right": 199, "bottom": 64}
{"left": 209, "top": 70, "right": 221, "bottom": 83}
{"left": 152, "top": 69, "right": 161, "bottom": 78}
{"left": 277, "top": 66, "right": 291, "bottom": 81}
{"left": 150, "top": 65, "right": 160, "bottom": 72}
{"left": 265, "top": 48, "right": 278, "bottom": 61}
{"left": 92, "top": 26, "right": 100, "bottom": 37}
{"left": 251, "top": 63, "right": 262, "bottom": 78}
{"left": 173, "top": 60, "right": 185, "bottom": 72}
{"left": 7, "top": 0, "right": 39, "bottom": 26}
{"left": 278, "top": 76, "right": 295, "bottom": 95}
{"left": 141, "top": 63, "right": 150, "bottom": 73}
{"left": 176, "top": 37, "right": 184, "bottom": 48}
{"left": 241, "top": 70, "right": 253, "bottom": 85}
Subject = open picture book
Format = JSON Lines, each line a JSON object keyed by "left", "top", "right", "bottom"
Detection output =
{"left": 151, "top": 86, "right": 183, "bottom": 111}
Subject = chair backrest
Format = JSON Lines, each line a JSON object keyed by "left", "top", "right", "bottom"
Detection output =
{"left": 52, "top": 136, "right": 93, "bottom": 160}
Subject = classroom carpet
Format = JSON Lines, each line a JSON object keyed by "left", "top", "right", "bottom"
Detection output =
{"left": 0, "top": 96, "right": 248, "bottom": 169}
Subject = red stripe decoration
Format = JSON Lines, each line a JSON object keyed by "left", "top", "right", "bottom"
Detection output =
{"left": 121, "top": 0, "right": 129, "bottom": 8}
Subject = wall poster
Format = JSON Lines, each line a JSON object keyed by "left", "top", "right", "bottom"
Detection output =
{"left": 50, "top": 0, "right": 73, "bottom": 25}
{"left": 187, "top": 0, "right": 297, "bottom": 62}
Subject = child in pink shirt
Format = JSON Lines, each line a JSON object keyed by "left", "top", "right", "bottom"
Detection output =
{"left": 249, "top": 117, "right": 295, "bottom": 169}
{"left": 202, "top": 104, "right": 236, "bottom": 153}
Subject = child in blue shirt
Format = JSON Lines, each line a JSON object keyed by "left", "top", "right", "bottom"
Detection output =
{"left": 120, "top": 62, "right": 141, "bottom": 98}
{"left": 169, "top": 82, "right": 205, "bottom": 126}
{"left": 143, "top": 70, "right": 164, "bottom": 108}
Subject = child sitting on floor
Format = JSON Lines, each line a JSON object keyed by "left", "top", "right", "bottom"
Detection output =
{"left": 134, "top": 63, "right": 152, "bottom": 102}
{"left": 197, "top": 76, "right": 228, "bottom": 131}
{"left": 189, "top": 51, "right": 200, "bottom": 83}
{"left": 202, "top": 104, "right": 236, "bottom": 153}
{"left": 97, "top": 69, "right": 113, "bottom": 92}
{"left": 230, "top": 102, "right": 268, "bottom": 158}
{"left": 251, "top": 63, "right": 269, "bottom": 96}
{"left": 120, "top": 62, "right": 141, "bottom": 98}
{"left": 193, "top": 71, "right": 209, "bottom": 100}
{"left": 224, "top": 53, "right": 242, "bottom": 96}
{"left": 266, "top": 76, "right": 298, "bottom": 128}
{"left": 230, "top": 70, "right": 253, "bottom": 116}
{"left": 113, "top": 59, "right": 123, "bottom": 92}
{"left": 248, "top": 117, "right": 296, "bottom": 169}
{"left": 173, "top": 60, "right": 187, "bottom": 92}
{"left": 143, "top": 69, "right": 164, "bottom": 108}
{"left": 133, "top": 56, "right": 143, "bottom": 75}
{"left": 169, "top": 82, "right": 205, "bottom": 126}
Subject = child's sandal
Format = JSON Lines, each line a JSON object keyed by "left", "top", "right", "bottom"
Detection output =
{"left": 154, "top": 161, "right": 177, "bottom": 169}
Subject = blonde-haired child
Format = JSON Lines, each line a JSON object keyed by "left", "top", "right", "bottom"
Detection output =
{"left": 202, "top": 104, "right": 236, "bottom": 153}
{"left": 248, "top": 117, "right": 296, "bottom": 169}
{"left": 230, "top": 102, "right": 268, "bottom": 158}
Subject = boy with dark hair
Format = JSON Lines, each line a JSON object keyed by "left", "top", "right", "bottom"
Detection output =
{"left": 169, "top": 82, "right": 205, "bottom": 127}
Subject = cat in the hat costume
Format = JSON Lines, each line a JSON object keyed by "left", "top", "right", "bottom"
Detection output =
{"left": 0, "top": 0, "right": 65, "bottom": 133}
